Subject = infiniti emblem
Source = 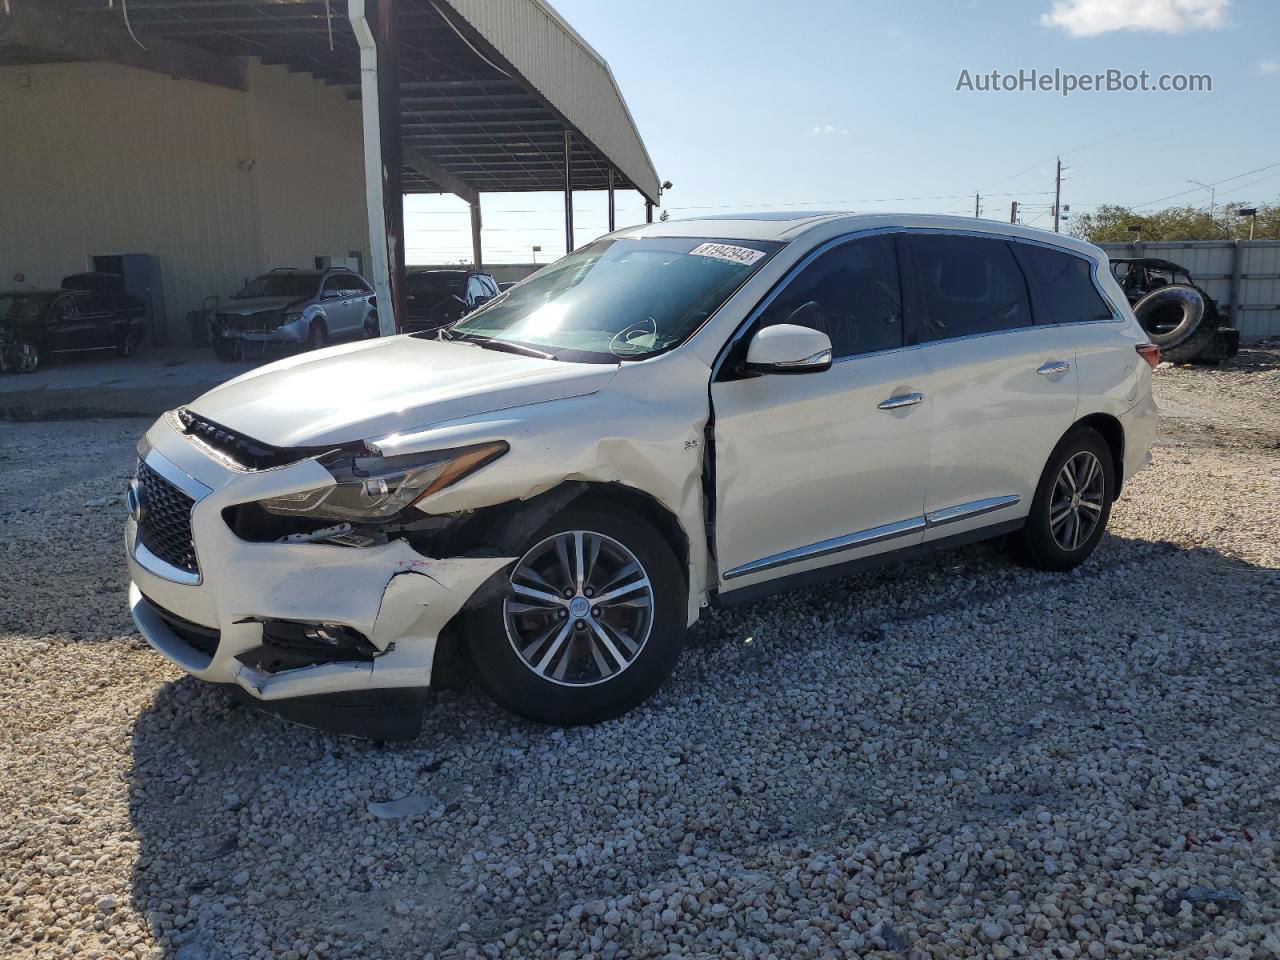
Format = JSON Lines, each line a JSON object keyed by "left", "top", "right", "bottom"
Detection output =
{"left": 126, "top": 479, "right": 147, "bottom": 524}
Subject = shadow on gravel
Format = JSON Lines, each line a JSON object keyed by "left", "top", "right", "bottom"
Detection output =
{"left": 125, "top": 531, "right": 1280, "bottom": 958}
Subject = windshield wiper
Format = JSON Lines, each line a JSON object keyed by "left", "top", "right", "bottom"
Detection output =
{"left": 452, "top": 332, "right": 555, "bottom": 360}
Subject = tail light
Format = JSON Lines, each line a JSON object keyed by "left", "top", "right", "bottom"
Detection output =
{"left": 1135, "top": 343, "right": 1161, "bottom": 369}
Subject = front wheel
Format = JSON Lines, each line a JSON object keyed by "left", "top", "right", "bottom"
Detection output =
{"left": 465, "top": 503, "right": 687, "bottom": 725}
{"left": 1013, "top": 427, "right": 1115, "bottom": 571}
{"left": 5, "top": 339, "right": 43, "bottom": 374}
{"left": 306, "top": 320, "right": 328, "bottom": 351}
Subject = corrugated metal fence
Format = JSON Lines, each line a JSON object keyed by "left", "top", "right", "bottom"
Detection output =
{"left": 1098, "top": 241, "right": 1280, "bottom": 341}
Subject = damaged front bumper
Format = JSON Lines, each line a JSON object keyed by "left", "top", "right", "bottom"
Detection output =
{"left": 125, "top": 417, "right": 512, "bottom": 738}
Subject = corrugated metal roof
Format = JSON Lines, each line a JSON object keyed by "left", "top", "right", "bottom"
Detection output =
{"left": 439, "top": 0, "right": 659, "bottom": 201}
{"left": 3, "top": 0, "right": 660, "bottom": 200}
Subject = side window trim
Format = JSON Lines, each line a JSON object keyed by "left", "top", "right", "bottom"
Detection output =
{"left": 712, "top": 226, "right": 1123, "bottom": 381}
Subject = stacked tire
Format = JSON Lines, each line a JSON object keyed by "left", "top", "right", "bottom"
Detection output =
{"left": 1132, "top": 284, "right": 1233, "bottom": 364}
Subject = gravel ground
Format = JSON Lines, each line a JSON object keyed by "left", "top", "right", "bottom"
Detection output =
{"left": 2, "top": 346, "right": 1279, "bottom": 960}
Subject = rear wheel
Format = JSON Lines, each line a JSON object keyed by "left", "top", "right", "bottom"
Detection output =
{"left": 465, "top": 503, "right": 687, "bottom": 725}
{"left": 363, "top": 312, "right": 379, "bottom": 339}
{"left": 1013, "top": 427, "right": 1115, "bottom": 571}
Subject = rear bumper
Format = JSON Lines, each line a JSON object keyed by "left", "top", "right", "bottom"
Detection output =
{"left": 125, "top": 417, "right": 513, "bottom": 735}
{"left": 1119, "top": 389, "right": 1159, "bottom": 486}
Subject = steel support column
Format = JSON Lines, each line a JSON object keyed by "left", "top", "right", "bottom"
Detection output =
{"left": 607, "top": 168, "right": 616, "bottom": 232}
{"left": 645, "top": 199, "right": 654, "bottom": 223}
{"left": 471, "top": 197, "right": 483, "bottom": 269}
{"left": 373, "top": 0, "right": 406, "bottom": 334}
{"left": 563, "top": 130, "right": 575, "bottom": 253}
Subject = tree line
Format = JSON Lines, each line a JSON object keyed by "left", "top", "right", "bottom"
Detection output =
{"left": 1070, "top": 201, "right": 1279, "bottom": 243}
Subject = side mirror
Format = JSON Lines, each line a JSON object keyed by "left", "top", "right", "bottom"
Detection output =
{"left": 743, "top": 323, "right": 833, "bottom": 375}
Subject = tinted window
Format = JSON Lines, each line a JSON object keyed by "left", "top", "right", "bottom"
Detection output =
{"left": 756, "top": 234, "right": 903, "bottom": 359}
{"left": 905, "top": 235, "right": 1032, "bottom": 342}
{"left": 349, "top": 275, "right": 372, "bottom": 294}
{"left": 321, "top": 275, "right": 346, "bottom": 298}
{"left": 1014, "top": 245, "right": 1114, "bottom": 325}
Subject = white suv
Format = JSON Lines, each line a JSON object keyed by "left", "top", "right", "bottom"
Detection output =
{"left": 125, "top": 213, "right": 1158, "bottom": 738}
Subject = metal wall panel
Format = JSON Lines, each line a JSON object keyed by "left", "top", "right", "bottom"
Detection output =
{"left": 0, "top": 60, "right": 370, "bottom": 344}
{"left": 1099, "top": 241, "right": 1280, "bottom": 340}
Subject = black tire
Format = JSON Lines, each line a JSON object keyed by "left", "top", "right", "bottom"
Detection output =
{"left": 363, "top": 312, "right": 379, "bottom": 339}
{"left": 464, "top": 502, "right": 687, "bottom": 725}
{"left": 1013, "top": 427, "right": 1115, "bottom": 572}
{"left": 306, "top": 320, "right": 327, "bottom": 351}
{"left": 1161, "top": 300, "right": 1223, "bottom": 363}
{"left": 1133, "top": 285, "right": 1207, "bottom": 349}
{"left": 116, "top": 331, "right": 138, "bottom": 357}
{"left": 5, "top": 339, "right": 42, "bottom": 374}
{"left": 213, "top": 339, "right": 240, "bottom": 362}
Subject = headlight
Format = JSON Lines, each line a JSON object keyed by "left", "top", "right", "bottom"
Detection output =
{"left": 259, "top": 441, "right": 508, "bottom": 521}
{"left": 279, "top": 311, "right": 304, "bottom": 328}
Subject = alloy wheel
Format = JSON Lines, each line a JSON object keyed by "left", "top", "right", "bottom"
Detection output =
{"left": 503, "top": 530, "right": 655, "bottom": 687}
{"left": 14, "top": 342, "right": 39, "bottom": 373}
{"left": 1050, "top": 450, "right": 1105, "bottom": 551}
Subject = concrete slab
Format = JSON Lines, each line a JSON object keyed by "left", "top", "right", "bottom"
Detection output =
{"left": 0, "top": 347, "right": 257, "bottom": 421}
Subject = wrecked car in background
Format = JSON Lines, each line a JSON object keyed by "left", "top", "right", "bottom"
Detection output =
{"left": 1, "top": 274, "right": 147, "bottom": 373}
{"left": 403, "top": 268, "right": 499, "bottom": 333}
{"left": 125, "top": 213, "right": 1157, "bottom": 738}
{"left": 1111, "top": 257, "right": 1239, "bottom": 364}
{"left": 208, "top": 267, "right": 379, "bottom": 361}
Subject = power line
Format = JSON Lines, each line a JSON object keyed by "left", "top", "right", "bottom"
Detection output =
{"left": 1132, "top": 160, "right": 1280, "bottom": 210}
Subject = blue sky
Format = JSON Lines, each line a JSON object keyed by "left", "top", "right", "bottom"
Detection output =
{"left": 405, "top": 0, "right": 1280, "bottom": 264}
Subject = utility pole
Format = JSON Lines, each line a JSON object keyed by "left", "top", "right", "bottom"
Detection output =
{"left": 1053, "top": 156, "right": 1062, "bottom": 233}
{"left": 974, "top": 192, "right": 980, "bottom": 218}
{"left": 1009, "top": 200, "right": 1019, "bottom": 224}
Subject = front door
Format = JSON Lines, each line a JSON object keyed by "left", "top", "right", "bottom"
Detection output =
{"left": 320, "top": 274, "right": 354, "bottom": 334}
{"left": 899, "top": 232, "right": 1079, "bottom": 543}
{"left": 712, "top": 233, "right": 932, "bottom": 591}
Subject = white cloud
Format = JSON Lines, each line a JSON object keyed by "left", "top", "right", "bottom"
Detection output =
{"left": 1040, "top": 0, "right": 1229, "bottom": 36}
{"left": 1258, "top": 59, "right": 1280, "bottom": 75}
{"left": 809, "top": 124, "right": 849, "bottom": 136}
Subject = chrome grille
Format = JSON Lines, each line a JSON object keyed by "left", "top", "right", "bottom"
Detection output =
{"left": 135, "top": 459, "right": 198, "bottom": 574}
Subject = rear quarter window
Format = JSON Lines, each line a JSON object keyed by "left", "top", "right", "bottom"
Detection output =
{"left": 1013, "top": 245, "right": 1115, "bottom": 325}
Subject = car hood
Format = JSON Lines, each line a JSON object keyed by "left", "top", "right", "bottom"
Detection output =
{"left": 186, "top": 335, "right": 619, "bottom": 447}
{"left": 215, "top": 297, "right": 299, "bottom": 316}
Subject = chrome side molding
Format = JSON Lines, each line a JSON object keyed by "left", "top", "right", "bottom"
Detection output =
{"left": 723, "top": 494, "right": 1022, "bottom": 582}
{"left": 924, "top": 494, "right": 1021, "bottom": 527}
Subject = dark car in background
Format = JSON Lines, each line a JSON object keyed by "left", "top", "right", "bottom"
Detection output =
{"left": 0, "top": 274, "right": 147, "bottom": 373}
{"left": 403, "top": 269, "right": 499, "bottom": 332}
{"left": 209, "top": 267, "right": 378, "bottom": 361}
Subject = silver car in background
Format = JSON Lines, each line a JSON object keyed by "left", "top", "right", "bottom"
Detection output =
{"left": 209, "top": 267, "right": 379, "bottom": 361}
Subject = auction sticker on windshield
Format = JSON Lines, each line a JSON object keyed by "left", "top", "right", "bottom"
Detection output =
{"left": 688, "top": 242, "right": 766, "bottom": 266}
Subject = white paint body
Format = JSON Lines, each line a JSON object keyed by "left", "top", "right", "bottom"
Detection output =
{"left": 126, "top": 213, "right": 1157, "bottom": 704}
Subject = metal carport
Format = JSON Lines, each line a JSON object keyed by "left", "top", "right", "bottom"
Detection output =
{"left": 0, "top": 0, "right": 662, "bottom": 334}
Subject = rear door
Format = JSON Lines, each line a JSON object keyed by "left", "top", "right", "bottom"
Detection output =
{"left": 901, "top": 233, "right": 1079, "bottom": 543}
{"left": 712, "top": 232, "right": 933, "bottom": 590}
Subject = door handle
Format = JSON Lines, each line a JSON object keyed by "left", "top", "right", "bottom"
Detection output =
{"left": 1037, "top": 360, "right": 1071, "bottom": 376}
{"left": 877, "top": 392, "right": 925, "bottom": 411}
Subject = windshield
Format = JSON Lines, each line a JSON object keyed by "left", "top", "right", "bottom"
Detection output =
{"left": 234, "top": 274, "right": 319, "bottom": 300}
{"left": 444, "top": 236, "right": 781, "bottom": 361}
{"left": 0, "top": 293, "right": 54, "bottom": 320}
